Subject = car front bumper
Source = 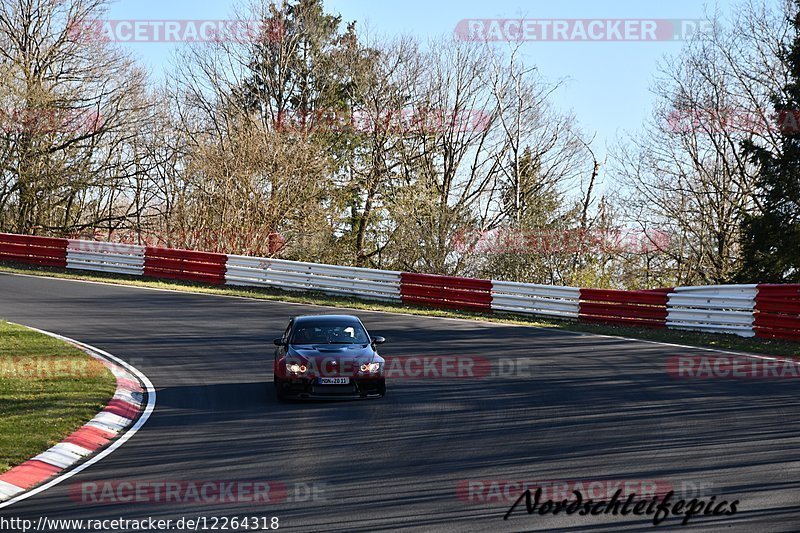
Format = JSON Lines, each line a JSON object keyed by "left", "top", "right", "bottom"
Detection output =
{"left": 276, "top": 376, "right": 386, "bottom": 400}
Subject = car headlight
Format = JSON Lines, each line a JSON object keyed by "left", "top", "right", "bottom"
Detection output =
{"left": 360, "top": 362, "right": 382, "bottom": 373}
{"left": 286, "top": 363, "right": 307, "bottom": 374}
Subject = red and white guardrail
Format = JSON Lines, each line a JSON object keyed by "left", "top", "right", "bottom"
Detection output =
{"left": 1, "top": 232, "right": 798, "bottom": 342}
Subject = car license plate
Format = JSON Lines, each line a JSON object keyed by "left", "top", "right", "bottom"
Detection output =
{"left": 318, "top": 377, "right": 350, "bottom": 385}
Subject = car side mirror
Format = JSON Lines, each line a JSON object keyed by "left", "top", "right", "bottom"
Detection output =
{"left": 372, "top": 336, "right": 386, "bottom": 345}
{"left": 273, "top": 338, "right": 285, "bottom": 346}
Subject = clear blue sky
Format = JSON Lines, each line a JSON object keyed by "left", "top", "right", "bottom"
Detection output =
{"left": 105, "top": 0, "right": 730, "bottom": 162}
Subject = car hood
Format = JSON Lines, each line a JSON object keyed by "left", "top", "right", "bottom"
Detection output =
{"left": 288, "top": 344, "right": 381, "bottom": 363}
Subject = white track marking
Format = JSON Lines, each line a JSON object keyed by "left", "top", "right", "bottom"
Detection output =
{"left": 0, "top": 326, "right": 156, "bottom": 510}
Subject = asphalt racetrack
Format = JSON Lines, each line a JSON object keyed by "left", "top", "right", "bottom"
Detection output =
{"left": 0, "top": 272, "right": 798, "bottom": 532}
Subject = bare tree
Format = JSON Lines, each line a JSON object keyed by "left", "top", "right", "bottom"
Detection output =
{"left": 612, "top": 0, "right": 793, "bottom": 285}
{"left": 0, "top": 0, "right": 156, "bottom": 235}
{"left": 167, "top": 0, "right": 350, "bottom": 257}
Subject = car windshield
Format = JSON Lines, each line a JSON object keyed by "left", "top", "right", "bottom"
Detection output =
{"left": 290, "top": 320, "right": 370, "bottom": 344}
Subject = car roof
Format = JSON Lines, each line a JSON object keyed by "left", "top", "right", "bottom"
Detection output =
{"left": 293, "top": 314, "right": 361, "bottom": 324}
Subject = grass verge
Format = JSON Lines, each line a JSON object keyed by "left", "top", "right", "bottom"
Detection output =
{"left": 1, "top": 262, "right": 799, "bottom": 358}
{"left": 0, "top": 320, "right": 117, "bottom": 474}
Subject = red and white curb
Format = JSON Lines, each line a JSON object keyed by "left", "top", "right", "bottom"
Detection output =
{"left": 0, "top": 326, "right": 155, "bottom": 508}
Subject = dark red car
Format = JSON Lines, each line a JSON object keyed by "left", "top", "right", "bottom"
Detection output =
{"left": 273, "top": 314, "right": 386, "bottom": 400}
